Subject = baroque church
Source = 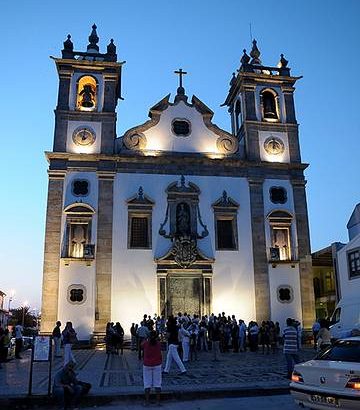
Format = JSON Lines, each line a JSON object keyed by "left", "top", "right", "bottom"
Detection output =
{"left": 41, "top": 25, "right": 315, "bottom": 340}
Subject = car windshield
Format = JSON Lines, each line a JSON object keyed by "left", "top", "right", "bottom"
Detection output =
{"left": 316, "top": 340, "right": 360, "bottom": 363}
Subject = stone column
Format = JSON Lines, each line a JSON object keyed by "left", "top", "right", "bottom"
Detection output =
{"left": 94, "top": 172, "right": 115, "bottom": 333}
{"left": 292, "top": 179, "right": 315, "bottom": 329}
{"left": 248, "top": 177, "right": 270, "bottom": 322}
{"left": 41, "top": 170, "right": 65, "bottom": 334}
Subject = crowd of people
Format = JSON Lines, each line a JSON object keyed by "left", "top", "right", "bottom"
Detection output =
{"left": 0, "top": 313, "right": 329, "bottom": 408}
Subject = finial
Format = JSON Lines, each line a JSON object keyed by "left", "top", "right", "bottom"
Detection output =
{"left": 63, "top": 34, "right": 73, "bottom": 51}
{"left": 222, "top": 191, "right": 228, "bottom": 203}
{"left": 87, "top": 23, "right": 99, "bottom": 52}
{"left": 138, "top": 186, "right": 144, "bottom": 200}
{"left": 279, "top": 53, "right": 288, "bottom": 68}
{"left": 106, "top": 38, "right": 117, "bottom": 61}
{"left": 180, "top": 175, "right": 185, "bottom": 187}
{"left": 62, "top": 34, "right": 74, "bottom": 58}
{"left": 250, "top": 39, "right": 261, "bottom": 65}
{"left": 240, "top": 49, "right": 250, "bottom": 65}
{"left": 230, "top": 72, "right": 236, "bottom": 86}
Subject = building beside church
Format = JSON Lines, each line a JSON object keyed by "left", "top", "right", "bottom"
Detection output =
{"left": 41, "top": 25, "right": 315, "bottom": 340}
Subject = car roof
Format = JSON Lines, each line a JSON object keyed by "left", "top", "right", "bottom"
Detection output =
{"left": 338, "top": 336, "right": 360, "bottom": 342}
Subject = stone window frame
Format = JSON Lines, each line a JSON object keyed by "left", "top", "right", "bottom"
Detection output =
{"left": 277, "top": 285, "right": 294, "bottom": 304}
{"left": 260, "top": 88, "right": 280, "bottom": 123}
{"left": 267, "top": 210, "right": 293, "bottom": 261}
{"left": 212, "top": 191, "right": 239, "bottom": 251}
{"left": 71, "top": 178, "right": 90, "bottom": 197}
{"left": 171, "top": 118, "right": 191, "bottom": 137}
{"left": 61, "top": 203, "right": 95, "bottom": 260}
{"left": 127, "top": 187, "right": 155, "bottom": 250}
{"left": 67, "top": 284, "right": 86, "bottom": 305}
{"left": 347, "top": 248, "right": 360, "bottom": 279}
{"left": 269, "top": 186, "right": 287, "bottom": 204}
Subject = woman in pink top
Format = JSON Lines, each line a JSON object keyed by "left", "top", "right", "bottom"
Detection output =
{"left": 142, "top": 330, "right": 162, "bottom": 406}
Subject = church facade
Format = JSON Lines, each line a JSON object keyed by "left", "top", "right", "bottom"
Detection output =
{"left": 41, "top": 26, "right": 315, "bottom": 339}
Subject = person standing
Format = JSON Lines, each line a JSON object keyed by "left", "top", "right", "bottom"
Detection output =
{"left": 163, "top": 315, "right": 186, "bottom": 374}
{"left": 312, "top": 319, "right": 321, "bottom": 350}
{"left": 283, "top": 318, "right": 300, "bottom": 379}
{"left": 62, "top": 322, "right": 77, "bottom": 365}
{"left": 317, "top": 319, "right": 331, "bottom": 351}
{"left": 142, "top": 331, "right": 162, "bottom": 406}
{"left": 52, "top": 321, "right": 62, "bottom": 358}
{"left": 137, "top": 321, "right": 150, "bottom": 360}
{"left": 130, "top": 323, "right": 137, "bottom": 351}
{"left": 209, "top": 317, "right": 221, "bottom": 361}
{"left": 179, "top": 323, "right": 190, "bottom": 362}
{"left": 14, "top": 321, "right": 23, "bottom": 359}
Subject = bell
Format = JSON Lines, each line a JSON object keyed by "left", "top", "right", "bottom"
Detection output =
{"left": 80, "top": 84, "right": 95, "bottom": 108}
{"left": 263, "top": 92, "right": 278, "bottom": 120}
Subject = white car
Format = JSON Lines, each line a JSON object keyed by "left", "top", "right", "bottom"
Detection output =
{"left": 290, "top": 337, "right": 360, "bottom": 409}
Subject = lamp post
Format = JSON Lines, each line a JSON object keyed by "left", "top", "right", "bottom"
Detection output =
{"left": 8, "top": 289, "right": 15, "bottom": 311}
{"left": 7, "top": 289, "right": 15, "bottom": 326}
{"left": 22, "top": 301, "right": 28, "bottom": 328}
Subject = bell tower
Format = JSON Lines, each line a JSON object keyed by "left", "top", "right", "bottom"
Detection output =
{"left": 223, "top": 40, "right": 315, "bottom": 329}
{"left": 41, "top": 25, "right": 125, "bottom": 337}
{"left": 52, "top": 24, "right": 124, "bottom": 155}
{"left": 224, "top": 39, "right": 300, "bottom": 163}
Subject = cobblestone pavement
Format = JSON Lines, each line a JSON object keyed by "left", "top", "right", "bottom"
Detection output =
{"left": 0, "top": 346, "right": 316, "bottom": 397}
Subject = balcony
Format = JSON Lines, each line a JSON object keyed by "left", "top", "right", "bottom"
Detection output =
{"left": 62, "top": 244, "right": 95, "bottom": 266}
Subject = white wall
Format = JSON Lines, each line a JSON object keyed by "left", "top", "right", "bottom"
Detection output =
{"left": 57, "top": 171, "right": 99, "bottom": 340}
{"left": 112, "top": 173, "right": 256, "bottom": 334}
{"left": 337, "top": 234, "right": 360, "bottom": 299}
{"left": 142, "top": 100, "right": 224, "bottom": 155}
{"left": 268, "top": 264, "right": 303, "bottom": 330}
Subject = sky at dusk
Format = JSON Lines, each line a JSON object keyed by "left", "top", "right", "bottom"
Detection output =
{"left": 1, "top": 0, "right": 359, "bottom": 311}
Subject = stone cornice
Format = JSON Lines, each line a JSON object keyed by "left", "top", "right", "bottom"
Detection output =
{"left": 51, "top": 57, "right": 125, "bottom": 72}
{"left": 45, "top": 151, "right": 309, "bottom": 174}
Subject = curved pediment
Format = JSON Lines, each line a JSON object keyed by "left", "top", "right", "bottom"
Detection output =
{"left": 120, "top": 92, "right": 238, "bottom": 156}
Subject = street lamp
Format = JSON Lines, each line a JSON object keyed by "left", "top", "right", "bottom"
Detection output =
{"left": 22, "top": 300, "right": 28, "bottom": 328}
{"left": 8, "top": 289, "right": 15, "bottom": 311}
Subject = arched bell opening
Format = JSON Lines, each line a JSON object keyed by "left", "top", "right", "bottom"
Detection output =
{"left": 261, "top": 89, "right": 279, "bottom": 122}
{"left": 76, "top": 75, "right": 98, "bottom": 111}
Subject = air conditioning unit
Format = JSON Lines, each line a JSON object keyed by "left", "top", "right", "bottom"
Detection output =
{"left": 270, "top": 247, "right": 280, "bottom": 261}
{"left": 84, "top": 244, "right": 95, "bottom": 258}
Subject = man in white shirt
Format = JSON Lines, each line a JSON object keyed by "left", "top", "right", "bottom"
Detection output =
{"left": 14, "top": 322, "right": 23, "bottom": 359}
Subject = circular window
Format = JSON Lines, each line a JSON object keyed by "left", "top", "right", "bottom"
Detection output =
{"left": 264, "top": 136, "right": 284, "bottom": 155}
{"left": 67, "top": 285, "right": 86, "bottom": 305}
{"left": 277, "top": 285, "right": 293, "bottom": 304}
{"left": 72, "top": 180, "right": 89, "bottom": 196}
{"left": 172, "top": 119, "right": 191, "bottom": 137}
{"left": 270, "top": 187, "right": 287, "bottom": 204}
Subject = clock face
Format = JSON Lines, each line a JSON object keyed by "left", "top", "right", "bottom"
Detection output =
{"left": 72, "top": 127, "right": 96, "bottom": 146}
{"left": 264, "top": 136, "right": 285, "bottom": 155}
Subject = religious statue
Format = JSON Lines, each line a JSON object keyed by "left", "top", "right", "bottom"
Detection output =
{"left": 176, "top": 203, "right": 191, "bottom": 236}
{"left": 273, "top": 229, "right": 289, "bottom": 260}
{"left": 71, "top": 225, "right": 86, "bottom": 258}
{"left": 79, "top": 84, "right": 96, "bottom": 109}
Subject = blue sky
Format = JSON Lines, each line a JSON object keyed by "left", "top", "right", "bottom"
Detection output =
{"left": 1, "top": 0, "right": 359, "bottom": 310}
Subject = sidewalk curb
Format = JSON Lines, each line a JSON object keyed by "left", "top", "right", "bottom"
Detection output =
{"left": 0, "top": 386, "right": 290, "bottom": 409}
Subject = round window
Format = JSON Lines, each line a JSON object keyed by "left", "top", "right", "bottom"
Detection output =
{"left": 277, "top": 285, "right": 293, "bottom": 304}
{"left": 172, "top": 119, "right": 191, "bottom": 137}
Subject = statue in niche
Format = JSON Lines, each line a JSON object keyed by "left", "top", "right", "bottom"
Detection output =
{"left": 176, "top": 203, "right": 191, "bottom": 237}
{"left": 79, "top": 84, "right": 96, "bottom": 109}
{"left": 71, "top": 225, "right": 86, "bottom": 258}
{"left": 273, "top": 228, "right": 288, "bottom": 260}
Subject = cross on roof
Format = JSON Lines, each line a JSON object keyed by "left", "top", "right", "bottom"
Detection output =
{"left": 174, "top": 68, "right": 187, "bottom": 89}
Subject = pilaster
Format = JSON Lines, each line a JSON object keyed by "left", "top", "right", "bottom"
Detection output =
{"left": 94, "top": 171, "right": 115, "bottom": 333}
{"left": 41, "top": 170, "right": 66, "bottom": 334}
{"left": 248, "top": 177, "right": 270, "bottom": 322}
{"left": 292, "top": 179, "right": 315, "bottom": 329}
